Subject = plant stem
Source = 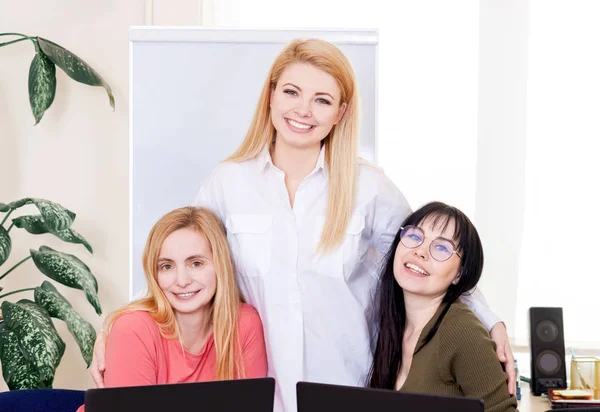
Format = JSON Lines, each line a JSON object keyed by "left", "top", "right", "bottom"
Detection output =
{"left": 1, "top": 209, "right": 13, "bottom": 226}
{"left": 0, "top": 37, "right": 31, "bottom": 48}
{"left": 0, "top": 33, "right": 29, "bottom": 38}
{"left": 0, "top": 256, "right": 32, "bottom": 281}
{"left": 0, "top": 288, "right": 36, "bottom": 300}
{"left": 6, "top": 223, "right": 14, "bottom": 233}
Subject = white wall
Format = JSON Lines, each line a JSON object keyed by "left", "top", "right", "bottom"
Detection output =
{"left": 0, "top": 0, "right": 146, "bottom": 391}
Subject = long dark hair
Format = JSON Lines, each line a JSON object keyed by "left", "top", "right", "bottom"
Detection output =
{"left": 367, "top": 201, "right": 484, "bottom": 389}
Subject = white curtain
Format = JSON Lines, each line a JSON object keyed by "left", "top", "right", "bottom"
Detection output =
{"left": 513, "top": 0, "right": 600, "bottom": 348}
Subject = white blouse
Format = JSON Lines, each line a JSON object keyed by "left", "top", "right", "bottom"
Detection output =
{"left": 194, "top": 146, "right": 499, "bottom": 412}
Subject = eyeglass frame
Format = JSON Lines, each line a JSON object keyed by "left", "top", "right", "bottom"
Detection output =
{"left": 399, "top": 225, "right": 462, "bottom": 262}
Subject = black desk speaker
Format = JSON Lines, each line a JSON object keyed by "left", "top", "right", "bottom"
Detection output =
{"left": 529, "top": 307, "right": 567, "bottom": 395}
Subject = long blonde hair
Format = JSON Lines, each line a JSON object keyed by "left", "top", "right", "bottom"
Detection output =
{"left": 227, "top": 38, "right": 360, "bottom": 253}
{"left": 105, "top": 207, "right": 244, "bottom": 380}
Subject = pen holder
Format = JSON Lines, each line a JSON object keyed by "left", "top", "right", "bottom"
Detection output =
{"left": 570, "top": 357, "right": 600, "bottom": 399}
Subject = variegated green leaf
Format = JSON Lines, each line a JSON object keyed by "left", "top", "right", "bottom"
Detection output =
{"left": 13, "top": 215, "right": 93, "bottom": 253}
{"left": 12, "top": 215, "right": 48, "bottom": 235}
{"left": 0, "top": 203, "right": 9, "bottom": 212}
{"left": 7, "top": 198, "right": 75, "bottom": 232}
{"left": 53, "top": 227, "right": 93, "bottom": 254}
{"left": 0, "top": 323, "right": 44, "bottom": 390}
{"left": 37, "top": 37, "right": 115, "bottom": 110}
{"left": 28, "top": 47, "right": 57, "bottom": 125}
{"left": 35, "top": 281, "right": 96, "bottom": 366}
{"left": 30, "top": 246, "right": 101, "bottom": 315}
{"left": 0, "top": 224, "right": 11, "bottom": 266}
{"left": 1, "top": 300, "right": 65, "bottom": 387}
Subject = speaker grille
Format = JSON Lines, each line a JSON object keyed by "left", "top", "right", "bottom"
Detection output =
{"left": 536, "top": 350, "right": 562, "bottom": 374}
{"left": 536, "top": 320, "right": 559, "bottom": 343}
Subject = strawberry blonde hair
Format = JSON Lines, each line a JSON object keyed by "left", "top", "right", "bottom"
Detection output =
{"left": 105, "top": 207, "right": 244, "bottom": 380}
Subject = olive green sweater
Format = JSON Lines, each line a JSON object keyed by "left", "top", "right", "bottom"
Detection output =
{"left": 400, "top": 302, "right": 518, "bottom": 412}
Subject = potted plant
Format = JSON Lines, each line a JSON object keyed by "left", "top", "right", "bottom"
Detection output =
{"left": 0, "top": 198, "right": 101, "bottom": 390}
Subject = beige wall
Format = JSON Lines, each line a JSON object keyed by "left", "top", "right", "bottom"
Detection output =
{"left": 0, "top": 0, "right": 159, "bottom": 392}
{"left": 0, "top": 0, "right": 210, "bottom": 392}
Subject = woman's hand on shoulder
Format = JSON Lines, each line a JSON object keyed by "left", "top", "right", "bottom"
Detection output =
{"left": 90, "top": 330, "right": 107, "bottom": 388}
{"left": 490, "top": 322, "right": 516, "bottom": 395}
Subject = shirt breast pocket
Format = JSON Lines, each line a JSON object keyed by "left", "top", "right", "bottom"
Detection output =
{"left": 226, "top": 214, "right": 272, "bottom": 278}
{"left": 311, "top": 214, "right": 367, "bottom": 279}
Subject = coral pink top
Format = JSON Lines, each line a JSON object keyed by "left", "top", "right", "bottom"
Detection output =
{"left": 78, "top": 303, "right": 267, "bottom": 412}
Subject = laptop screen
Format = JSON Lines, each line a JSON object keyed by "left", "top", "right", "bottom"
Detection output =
{"left": 85, "top": 377, "right": 275, "bottom": 412}
{"left": 297, "top": 381, "right": 484, "bottom": 412}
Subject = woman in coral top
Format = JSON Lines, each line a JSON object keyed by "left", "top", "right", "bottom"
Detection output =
{"left": 78, "top": 207, "right": 267, "bottom": 411}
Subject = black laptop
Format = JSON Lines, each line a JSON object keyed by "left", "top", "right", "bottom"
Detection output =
{"left": 85, "top": 377, "right": 275, "bottom": 412}
{"left": 297, "top": 381, "right": 484, "bottom": 412}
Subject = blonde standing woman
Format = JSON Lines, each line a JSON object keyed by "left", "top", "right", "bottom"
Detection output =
{"left": 91, "top": 39, "right": 514, "bottom": 412}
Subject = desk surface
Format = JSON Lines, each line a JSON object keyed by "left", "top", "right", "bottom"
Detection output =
{"left": 519, "top": 383, "right": 551, "bottom": 412}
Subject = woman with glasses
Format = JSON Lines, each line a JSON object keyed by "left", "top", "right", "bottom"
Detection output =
{"left": 368, "top": 201, "right": 518, "bottom": 412}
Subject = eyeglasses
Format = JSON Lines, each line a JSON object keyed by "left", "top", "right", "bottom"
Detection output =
{"left": 399, "top": 225, "right": 462, "bottom": 262}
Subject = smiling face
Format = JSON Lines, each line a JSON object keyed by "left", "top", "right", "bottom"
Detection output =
{"left": 156, "top": 227, "right": 217, "bottom": 316}
{"left": 270, "top": 63, "right": 347, "bottom": 151}
{"left": 393, "top": 217, "right": 462, "bottom": 299}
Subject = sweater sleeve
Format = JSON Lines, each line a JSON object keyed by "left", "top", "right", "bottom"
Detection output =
{"left": 238, "top": 304, "right": 268, "bottom": 378}
{"left": 104, "top": 312, "right": 159, "bottom": 387}
{"left": 459, "top": 286, "right": 502, "bottom": 331}
{"left": 438, "top": 305, "right": 518, "bottom": 412}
